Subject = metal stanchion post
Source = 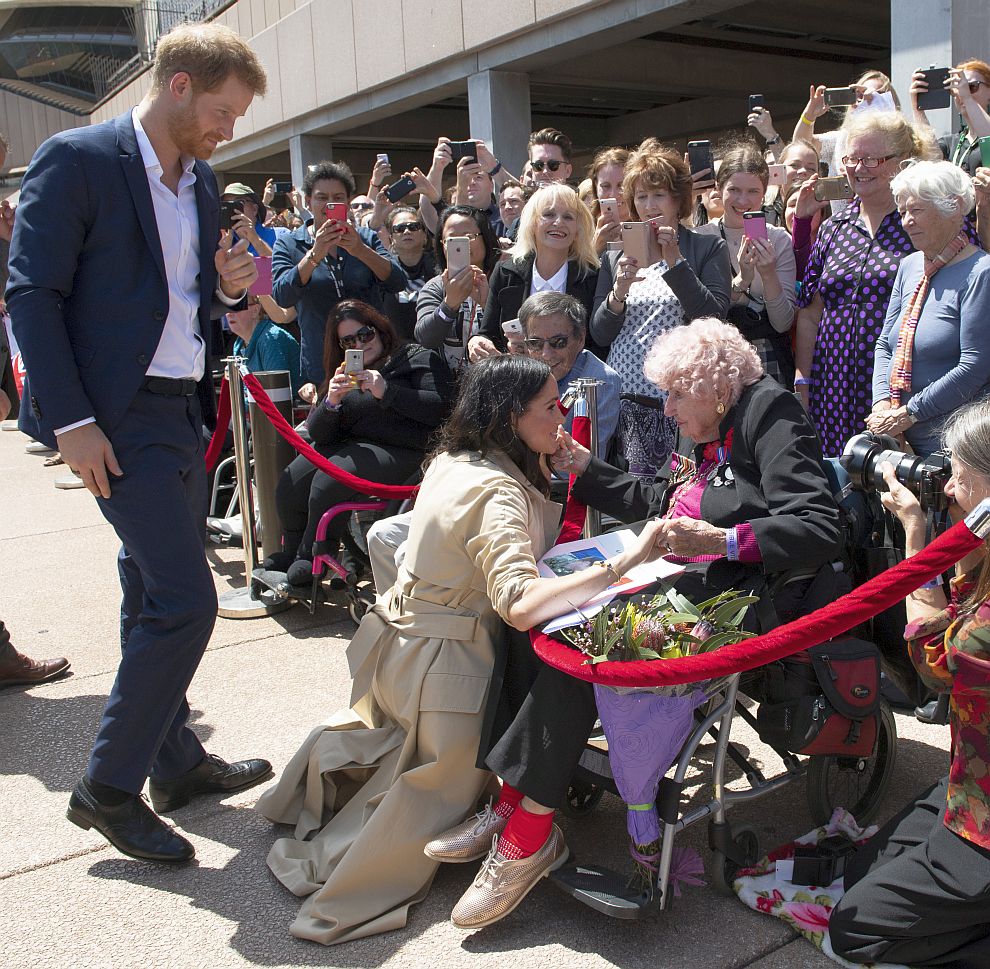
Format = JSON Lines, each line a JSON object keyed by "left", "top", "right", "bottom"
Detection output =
{"left": 217, "top": 358, "right": 294, "bottom": 619}
{"left": 577, "top": 378, "right": 602, "bottom": 539}
{"left": 248, "top": 370, "right": 294, "bottom": 562}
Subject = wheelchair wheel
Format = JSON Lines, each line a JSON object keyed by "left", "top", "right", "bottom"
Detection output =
{"left": 346, "top": 585, "right": 375, "bottom": 626}
{"left": 560, "top": 779, "right": 604, "bottom": 819}
{"left": 805, "top": 699, "right": 898, "bottom": 826}
{"left": 710, "top": 824, "right": 760, "bottom": 896}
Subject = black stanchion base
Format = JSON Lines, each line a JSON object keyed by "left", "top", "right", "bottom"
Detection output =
{"left": 550, "top": 862, "right": 655, "bottom": 919}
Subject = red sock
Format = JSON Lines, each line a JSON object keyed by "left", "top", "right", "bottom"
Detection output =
{"left": 497, "top": 804, "right": 554, "bottom": 859}
{"left": 493, "top": 783, "right": 524, "bottom": 819}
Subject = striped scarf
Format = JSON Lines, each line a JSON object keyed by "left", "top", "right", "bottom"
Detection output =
{"left": 889, "top": 231, "right": 970, "bottom": 406}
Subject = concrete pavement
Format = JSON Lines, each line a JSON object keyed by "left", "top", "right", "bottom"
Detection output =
{"left": 1, "top": 427, "right": 950, "bottom": 968}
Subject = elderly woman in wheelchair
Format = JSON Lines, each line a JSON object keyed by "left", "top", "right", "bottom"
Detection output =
{"left": 428, "top": 316, "right": 845, "bottom": 930}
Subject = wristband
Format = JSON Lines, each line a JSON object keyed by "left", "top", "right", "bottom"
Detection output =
{"left": 725, "top": 527, "right": 740, "bottom": 562}
{"left": 596, "top": 560, "right": 621, "bottom": 583}
{"left": 800, "top": 113, "right": 814, "bottom": 126}
{"left": 306, "top": 249, "right": 320, "bottom": 265}
{"left": 610, "top": 289, "right": 626, "bottom": 306}
{"left": 488, "top": 160, "right": 502, "bottom": 177}
{"left": 794, "top": 377, "right": 813, "bottom": 386}
{"left": 436, "top": 303, "right": 456, "bottom": 323}
{"left": 766, "top": 135, "right": 781, "bottom": 146}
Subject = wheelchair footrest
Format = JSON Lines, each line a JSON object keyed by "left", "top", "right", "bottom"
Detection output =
{"left": 550, "top": 863, "right": 655, "bottom": 919}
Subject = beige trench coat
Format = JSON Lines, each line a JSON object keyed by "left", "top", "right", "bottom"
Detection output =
{"left": 256, "top": 449, "right": 560, "bottom": 945}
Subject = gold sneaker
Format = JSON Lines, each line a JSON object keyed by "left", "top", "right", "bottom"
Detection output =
{"left": 424, "top": 802, "right": 508, "bottom": 863}
{"left": 450, "top": 824, "right": 569, "bottom": 930}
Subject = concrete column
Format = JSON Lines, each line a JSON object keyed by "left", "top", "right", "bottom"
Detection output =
{"left": 890, "top": 0, "right": 985, "bottom": 138}
{"left": 289, "top": 134, "right": 335, "bottom": 191}
{"left": 467, "top": 71, "right": 531, "bottom": 176}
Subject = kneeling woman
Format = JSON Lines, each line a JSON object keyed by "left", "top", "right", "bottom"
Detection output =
{"left": 433, "top": 317, "right": 842, "bottom": 930}
{"left": 257, "top": 355, "right": 664, "bottom": 944}
{"left": 830, "top": 399, "right": 990, "bottom": 969}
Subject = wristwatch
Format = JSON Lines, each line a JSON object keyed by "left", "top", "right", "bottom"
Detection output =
{"left": 766, "top": 135, "right": 782, "bottom": 146}
{"left": 306, "top": 249, "right": 320, "bottom": 265}
{"left": 904, "top": 407, "right": 918, "bottom": 426}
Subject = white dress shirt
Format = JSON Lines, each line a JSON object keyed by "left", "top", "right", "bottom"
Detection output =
{"left": 530, "top": 259, "right": 569, "bottom": 297}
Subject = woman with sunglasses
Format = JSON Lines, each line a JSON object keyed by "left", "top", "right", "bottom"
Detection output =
{"left": 258, "top": 354, "right": 666, "bottom": 944}
{"left": 793, "top": 112, "right": 929, "bottom": 458}
{"left": 271, "top": 300, "right": 454, "bottom": 588}
{"left": 381, "top": 206, "right": 436, "bottom": 340}
{"left": 476, "top": 183, "right": 600, "bottom": 360}
{"left": 415, "top": 205, "right": 500, "bottom": 371}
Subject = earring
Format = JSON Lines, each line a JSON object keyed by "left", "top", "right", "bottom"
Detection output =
{"left": 716, "top": 401, "right": 725, "bottom": 415}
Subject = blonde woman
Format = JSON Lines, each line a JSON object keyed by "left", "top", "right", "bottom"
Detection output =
{"left": 472, "top": 183, "right": 599, "bottom": 359}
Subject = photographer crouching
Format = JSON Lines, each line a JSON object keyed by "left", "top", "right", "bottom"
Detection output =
{"left": 831, "top": 399, "right": 990, "bottom": 968}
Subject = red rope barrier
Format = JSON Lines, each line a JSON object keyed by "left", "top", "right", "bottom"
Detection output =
{"left": 240, "top": 371, "right": 420, "bottom": 500}
{"left": 557, "top": 414, "right": 591, "bottom": 544}
{"left": 532, "top": 517, "right": 985, "bottom": 687}
{"left": 204, "top": 377, "right": 232, "bottom": 473}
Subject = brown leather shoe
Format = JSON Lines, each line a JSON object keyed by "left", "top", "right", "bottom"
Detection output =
{"left": 0, "top": 647, "right": 70, "bottom": 689}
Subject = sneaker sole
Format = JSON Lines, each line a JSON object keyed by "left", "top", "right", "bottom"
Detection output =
{"left": 65, "top": 806, "right": 194, "bottom": 864}
{"left": 150, "top": 767, "right": 274, "bottom": 813}
{"left": 452, "top": 844, "right": 571, "bottom": 931}
{"left": 424, "top": 845, "right": 491, "bottom": 864}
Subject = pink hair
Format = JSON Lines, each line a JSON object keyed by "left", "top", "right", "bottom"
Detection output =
{"left": 644, "top": 317, "right": 763, "bottom": 406}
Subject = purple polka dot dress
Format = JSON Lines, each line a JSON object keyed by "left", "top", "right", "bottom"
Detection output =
{"left": 797, "top": 199, "right": 914, "bottom": 458}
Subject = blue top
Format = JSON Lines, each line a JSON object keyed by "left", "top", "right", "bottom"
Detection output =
{"left": 873, "top": 249, "right": 990, "bottom": 455}
{"left": 235, "top": 221, "right": 277, "bottom": 256}
{"left": 557, "top": 349, "right": 623, "bottom": 458}
{"left": 232, "top": 319, "right": 301, "bottom": 398}
{"left": 271, "top": 222, "right": 405, "bottom": 385}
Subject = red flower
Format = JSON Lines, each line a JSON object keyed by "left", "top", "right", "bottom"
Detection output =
{"left": 702, "top": 428, "right": 734, "bottom": 464}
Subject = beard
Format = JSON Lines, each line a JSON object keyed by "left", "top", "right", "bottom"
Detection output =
{"left": 166, "top": 101, "right": 220, "bottom": 160}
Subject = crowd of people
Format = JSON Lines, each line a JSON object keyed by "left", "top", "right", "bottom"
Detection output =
{"left": 6, "top": 17, "right": 990, "bottom": 968}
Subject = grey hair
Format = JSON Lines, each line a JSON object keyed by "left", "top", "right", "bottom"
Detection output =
{"left": 891, "top": 160, "right": 975, "bottom": 217}
{"left": 518, "top": 291, "right": 587, "bottom": 339}
{"left": 943, "top": 398, "right": 990, "bottom": 478}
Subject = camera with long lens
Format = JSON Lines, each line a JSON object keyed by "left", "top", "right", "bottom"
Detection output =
{"left": 841, "top": 432, "right": 952, "bottom": 514}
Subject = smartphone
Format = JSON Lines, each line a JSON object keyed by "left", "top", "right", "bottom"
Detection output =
{"left": 748, "top": 94, "right": 766, "bottom": 112}
{"left": 742, "top": 211, "right": 769, "bottom": 242}
{"left": 605, "top": 240, "right": 624, "bottom": 252}
{"left": 385, "top": 175, "right": 417, "bottom": 204}
{"left": 323, "top": 202, "right": 348, "bottom": 223}
{"left": 344, "top": 349, "right": 364, "bottom": 380}
{"left": 687, "top": 140, "right": 714, "bottom": 182}
{"left": 599, "top": 197, "right": 619, "bottom": 221}
{"left": 620, "top": 221, "right": 650, "bottom": 268}
{"left": 219, "top": 200, "right": 243, "bottom": 231}
{"left": 814, "top": 176, "right": 854, "bottom": 202}
{"left": 448, "top": 140, "right": 477, "bottom": 164}
{"left": 445, "top": 236, "right": 471, "bottom": 276}
{"left": 502, "top": 318, "right": 523, "bottom": 336}
{"left": 376, "top": 153, "right": 389, "bottom": 165}
{"left": 917, "top": 66, "right": 951, "bottom": 110}
{"left": 274, "top": 181, "right": 292, "bottom": 193}
{"left": 767, "top": 163, "right": 787, "bottom": 187}
{"left": 248, "top": 255, "right": 272, "bottom": 297}
{"left": 824, "top": 86, "right": 857, "bottom": 107}
{"left": 980, "top": 136, "right": 990, "bottom": 170}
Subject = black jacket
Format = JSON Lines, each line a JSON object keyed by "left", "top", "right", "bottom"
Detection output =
{"left": 573, "top": 376, "right": 842, "bottom": 579}
{"left": 480, "top": 255, "right": 599, "bottom": 350}
{"left": 306, "top": 343, "right": 454, "bottom": 453}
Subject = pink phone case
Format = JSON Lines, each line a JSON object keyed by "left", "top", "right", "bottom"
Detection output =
{"left": 248, "top": 256, "right": 272, "bottom": 297}
{"left": 743, "top": 214, "right": 769, "bottom": 243}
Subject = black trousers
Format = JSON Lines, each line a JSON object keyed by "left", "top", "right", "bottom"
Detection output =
{"left": 830, "top": 776, "right": 990, "bottom": 968}
{"left": 275, "top": 440, "right": 422, "bottom": 559}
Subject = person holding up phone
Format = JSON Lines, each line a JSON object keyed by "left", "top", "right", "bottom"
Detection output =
{"left": 912, "top": 60, "right": 990, "bottom": 175}
{"left": 222, "top": 181, "right": 276, "bottom": 257}
{"left": 590, "top": 137, "right": 730, "bottom": 478}
{"left": 747, "top": 103, "right": 785, "bottom": 161}
{"left": 694, "top": 142, "right": 797, "bottom": 386}
{"left": 587, "top": 146, "right": 630, "bottom": 253}
{"left": 271, "top": 161, "right": 405, "bottom": 403}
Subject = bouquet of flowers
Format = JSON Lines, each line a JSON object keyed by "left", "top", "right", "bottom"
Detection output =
{"left": 561, "top": 583, "right": 758, "bottom": 896}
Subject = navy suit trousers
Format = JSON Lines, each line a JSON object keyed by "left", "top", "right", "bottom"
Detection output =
{"left": 87, "top": 388, "right": 216, "bottom": 793}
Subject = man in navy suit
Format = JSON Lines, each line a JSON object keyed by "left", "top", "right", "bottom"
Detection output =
{"left": 6, "top": 22, "right": 272, "bottom": 863}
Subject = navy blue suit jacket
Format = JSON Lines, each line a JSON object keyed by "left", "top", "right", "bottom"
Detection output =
{"left": 6, "top": 112, "right": 225, "bottom": 448}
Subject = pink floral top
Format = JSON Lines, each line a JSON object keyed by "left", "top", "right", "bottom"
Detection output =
{"left": 904, "top": 574, "right": 990, "bottom": 849}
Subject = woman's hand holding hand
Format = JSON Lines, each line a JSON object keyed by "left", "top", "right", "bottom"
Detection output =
{"left": 658, "top": 517, "right": 729, "bottom": 558}
{"left": 467, "top": 335, "right": 500, "bottom": 362}
{"left": 653, "top": 223, "right": 682, "bottom": 265}
{"left": 620, "top": 519, "right": 670, "bottom": 571}
{"left": 357, "top": 369, "right": 386, "bottom": 400}
{"left": 442, "top": 266, "right": 474, "bottom": 306}
{"left": 551, "top": 427, "right": 592, "bottom": 477}
{"left": 866, "top": 403, "right": 913, "bottom": 436}
{"left": 612, "top": 254, "right": 640, "bottom": 301}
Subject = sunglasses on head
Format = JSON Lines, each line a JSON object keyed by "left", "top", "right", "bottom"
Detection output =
{"left": 339, "top": 325, "right": 378, "bottom": 349}
{"left": 391, "top": 221, "right": 423, "bottom": 234}
{"left": 530, "top": 159, "right": 563, "bottom": 173}
{"left": 523, "top": 335, "right": 570, "bottom": 351}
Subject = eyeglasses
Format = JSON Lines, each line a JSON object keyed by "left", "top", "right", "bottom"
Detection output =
{"left": 339, "top": 325, "right": 378, "bottom": 349}
{"left": 444, "top": 232, "right": 481, "bottom": 243}
{"left": 841, "top": 154, "right": 897, "bottom": 169}
{"left": 969, "top": 79, "right": 987, "bottom": 94}
{"left": 530, "top": 159, "right": 563, "bottom": 173}
{"left": 523, "top": 335, "right": 571, "bottom": 351}
{"left": 391, "top": 221, "right": 423, "bottom": 234}
{"left": 350, "top": 201, "right": 374, "bottom": 211}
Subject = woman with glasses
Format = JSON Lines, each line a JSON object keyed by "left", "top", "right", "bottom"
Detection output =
{"left": 911, "top": 60, "right": 990, "bottom": 175}
{"left": 476, "top": 183, "right": 600, "bottom": 360}
{"left": 591, "top": 137, "right": 731, "bottom": 478}
{"left": 415, "top": 205, "right": 500, "bottom": 371}
{"left": 270, "top": 300, "right": 454, "bottom": 588}
{"left": 381, "top": 206, "right": 436, "bottom": 340}
{"left": 793, "top": 112, "right": 928, "bottom": 458}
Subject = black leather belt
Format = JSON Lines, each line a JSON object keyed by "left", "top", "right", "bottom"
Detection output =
{"left": 141, "top": 376, "right": 198, "bottom": 397}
